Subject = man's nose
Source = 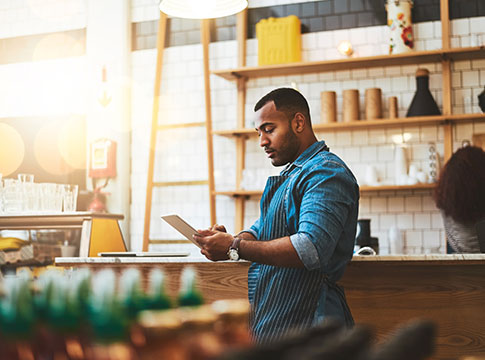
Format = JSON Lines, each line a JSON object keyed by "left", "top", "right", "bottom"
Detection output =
{"left": 259, "top": 133, "right": 269, "bottom": 147}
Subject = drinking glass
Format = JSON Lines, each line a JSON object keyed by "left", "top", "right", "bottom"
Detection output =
{"left": 3, "top": 179, "right": 22, "bottom": 213}
{"left": 18, "top": 173, "right": 34, "bottom": 183}
{"left": 40, "top": 183, "right": 63, "bottom": 213}
{"left": 62, "top": 184, "right": 79, "bottom": 212}
{"left": 17, "top": 174, "right": 34, "bottom": 213}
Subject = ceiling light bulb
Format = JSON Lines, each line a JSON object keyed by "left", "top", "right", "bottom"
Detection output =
{"left": 337, "top": 41, "right": 353, "bottom": 57}
{"left": 159, "top": 0, "right": 248, "bottom": 19}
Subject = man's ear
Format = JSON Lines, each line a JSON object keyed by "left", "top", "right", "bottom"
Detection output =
{"left": 293, "top": 112, "right": 306, "bottom": 133}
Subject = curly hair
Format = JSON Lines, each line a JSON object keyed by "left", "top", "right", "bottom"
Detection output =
{"left": 434, "top": 146, "right": 485, "bottom": 224}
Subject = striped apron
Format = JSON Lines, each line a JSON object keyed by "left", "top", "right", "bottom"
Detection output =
{"left": 248, "top": 174, "right": 354, "bottom": 344}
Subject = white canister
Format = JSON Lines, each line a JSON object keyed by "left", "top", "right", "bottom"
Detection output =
{"left": 389, "top": 226, "right": 403, "bottom": 254}
{"left": 387, "top": 0, "right": 414, "bottom": 54}
{"left": 394, "top": 144, "right": 408, "bottom": 185}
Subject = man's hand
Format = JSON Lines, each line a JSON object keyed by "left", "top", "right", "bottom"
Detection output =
{"left": 210, "top": 224, "right": 227, "bottom": 232}
{"left": 194, "top": 229, "right": 233, "bottom": 261}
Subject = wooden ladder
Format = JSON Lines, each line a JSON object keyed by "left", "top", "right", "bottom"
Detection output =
{"left": 142, "top": 13, "right": 216, "bottom": 251}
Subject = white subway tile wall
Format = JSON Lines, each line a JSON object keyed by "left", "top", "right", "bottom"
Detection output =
{"left": 0, "top": 0, "right": 484, "bottom": 254}
{"left": 128, "top": 15, "right": 485, "bottom": 254}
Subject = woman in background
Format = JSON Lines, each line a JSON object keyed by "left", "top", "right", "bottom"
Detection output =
{"left": 434, "top": 145, "right": 485, "bottom": 253}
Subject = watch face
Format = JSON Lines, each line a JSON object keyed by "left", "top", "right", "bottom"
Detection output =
{"left": 228, "top": 249, "right": 239, "bottom": 261}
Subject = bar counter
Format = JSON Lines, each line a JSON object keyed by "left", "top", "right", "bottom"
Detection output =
{"left": 56, "top": 254, "right": 485, "bottom": 359}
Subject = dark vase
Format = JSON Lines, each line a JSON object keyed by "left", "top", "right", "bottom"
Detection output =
{"left": 478, "top": 86, "right": 485, "bottom": 113}
{"left": 355, "top": 219, "right": 379, "bottom": 254}
{"left": 406, "top": 68, "right": 441, "bottom": 117}
{"left": 355, "top": 219, "right": 371, "bottom": 247}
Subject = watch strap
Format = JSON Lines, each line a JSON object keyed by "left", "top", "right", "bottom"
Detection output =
{"left": 230, "top": 236, "right": 242, "bottom": 251}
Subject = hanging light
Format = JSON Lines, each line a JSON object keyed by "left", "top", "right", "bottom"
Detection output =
{"left": 159, "top": 0, "right": 248, "bottom": 19}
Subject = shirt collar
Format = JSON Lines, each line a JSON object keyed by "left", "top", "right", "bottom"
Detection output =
{"left": 281, "top": 140, "right": 328, "bottom": 175}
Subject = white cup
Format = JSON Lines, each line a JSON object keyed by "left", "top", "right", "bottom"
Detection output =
{"left": 365, "top": 165, "right": 379, "bottom": 186}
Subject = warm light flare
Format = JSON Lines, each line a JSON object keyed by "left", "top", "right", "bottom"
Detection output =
{"left": 392, "top": 133, "right": 412, "bottom": 144}
{"left": 34, "top": 121, "right": 75, "bottom": 176}
{"left": 337, "top": 41, "right": 353, "bottom": 57}
{"left": 58, "top": 116, "right": 87, "bottom": 170}
{"left": 0, "top": 124, "right": 25, "bottom": 176}
{"left": 32, "top": 33, "right": 84, "bottom": 62}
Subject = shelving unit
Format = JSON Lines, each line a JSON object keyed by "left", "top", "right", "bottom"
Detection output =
{"left": 214, "top": 183, "right": 436, "bottom": 198}
{"left": 212, "top": 46, "right": 485, "bottom": 81}
{"left": 213, "top": 113, "right": 485, "bottom": 137}
{"left": 203, "top": 0, "right": 485, "bottom": 232}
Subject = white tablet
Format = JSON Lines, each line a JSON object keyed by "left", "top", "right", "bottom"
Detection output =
{"left": 161, "top": 214, "right": 202, "bottom": 248}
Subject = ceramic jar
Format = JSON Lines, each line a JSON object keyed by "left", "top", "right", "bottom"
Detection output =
{"left": 320, "top": 91, "right": 337, "bottom": 123}
{"left": 387, "top": 0, "right": 414, "bottom": 54}
{"left": 342, "top": 89, "right": 360, "bottom": 122}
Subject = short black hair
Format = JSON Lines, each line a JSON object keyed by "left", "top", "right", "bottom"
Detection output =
{"left": 254, "top": 87, "right": 311, "bottom": 125}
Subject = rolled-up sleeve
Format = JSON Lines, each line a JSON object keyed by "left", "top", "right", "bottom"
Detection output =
{"left": 239, "top": 217, "right": 261, "bottom": 240}
{"left": 290, "top": 232, "right": 320, "bottom": 270}
{"left": 292, "top": 161, "right": 357, "bottom": 271}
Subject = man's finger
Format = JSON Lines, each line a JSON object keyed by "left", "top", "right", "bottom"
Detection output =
{"left": 193, "top": 234, "right": 205, "bottom": 247}
{"left": 197, "top": 229, "right": 216, "bottom": 236}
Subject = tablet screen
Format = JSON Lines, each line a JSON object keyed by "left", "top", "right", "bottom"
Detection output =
{"left": 161, "top": 214, "right": 202, "bottom": 248}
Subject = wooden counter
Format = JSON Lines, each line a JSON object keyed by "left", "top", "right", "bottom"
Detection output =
{"left": 56, "top": 254, "right": 485, "bottom": 359}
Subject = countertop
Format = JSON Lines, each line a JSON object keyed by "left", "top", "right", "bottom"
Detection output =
{"left": 54, "top": 253, "right": 485, "bottom": 360}
{"left": 55, "top": 253, "right": 485, "bottom": 265}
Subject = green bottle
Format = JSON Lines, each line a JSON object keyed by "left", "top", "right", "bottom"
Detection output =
{"left": 0, "top": 270, "right": 36, "bottom": 358}
{"left": 118, "top": 268, "right": 145, "bottom": 319}
{"left": 177, "top": 267, "right": 204, "bottom": 307}
{"left": 146, "top": 268, "right": 172, "bottom": 310}
{"left": 88, "top": 269, "right": 129, "bottom": 343}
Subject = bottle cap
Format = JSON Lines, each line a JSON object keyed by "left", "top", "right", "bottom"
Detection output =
{"left": 416, "top": 68, "right": 429, "bottom": 77}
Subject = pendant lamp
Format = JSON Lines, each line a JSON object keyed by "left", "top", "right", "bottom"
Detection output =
{"left": 159, "top": 0, "right": 248, "bottom": 19}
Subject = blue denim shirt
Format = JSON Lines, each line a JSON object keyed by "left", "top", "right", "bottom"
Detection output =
{"left": 243, "top": 140, "right": 359, "bottom": 343}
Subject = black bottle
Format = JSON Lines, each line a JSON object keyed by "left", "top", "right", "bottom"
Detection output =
{"left": 478, "top": 86, "right": 485, "bottom": 113}
{"left": 406, "top": 68, "right": 441, "bottom": 117}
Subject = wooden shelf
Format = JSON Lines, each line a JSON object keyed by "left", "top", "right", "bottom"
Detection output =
{"left": 359, "top": 183, "right": 436, "bottom": 192}
{"left": 213, "top": 113, "right": 485, "bottom": 137}
{"left": 214, "top": 183, "right": 436, "bottom": 198}
{"left": 214, "top": 190, "right": 263, "bottom": 197}
{"left": 212, "top": 46, "right": 485, "bottom": 81}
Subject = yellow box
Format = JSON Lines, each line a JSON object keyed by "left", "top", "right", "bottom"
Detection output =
{"left": 256, "top": 15, "right": 302, "bottom": 66}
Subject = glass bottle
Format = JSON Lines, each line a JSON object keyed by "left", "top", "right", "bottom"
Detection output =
{"left": 178, "top": 267, "right": 204, "bottom": 307}
{"left": 180, "top": 305, "right": 223, "bottom": 360}
{"left": 133, "top": 309, "right": 186, "bottom": 360}
{"left": 88, "top": 269, "right": 134, "bottom": 359}
{"left": 211, "top": 299, "right": 251, "bottom": 349}
{"left": 0, "top": 271, "right": 36, "bottom": 360}
{"left": 146, "top": 268, "right": 172, "bottom": 310}
{"left": 406, "top": 68, "right": 441, "bottom": 117}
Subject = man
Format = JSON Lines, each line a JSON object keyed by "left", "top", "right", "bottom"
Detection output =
{"left": 194, "top": 87, "right": 359, "bottom": 344}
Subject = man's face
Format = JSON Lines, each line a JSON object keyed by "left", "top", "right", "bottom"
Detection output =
{"left": 254, "top": 101, "right": 300, "bottom": 167}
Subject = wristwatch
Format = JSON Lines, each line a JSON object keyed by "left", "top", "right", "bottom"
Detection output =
{"left": 227, "top": 236, "right": 242, "bottom": 261}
